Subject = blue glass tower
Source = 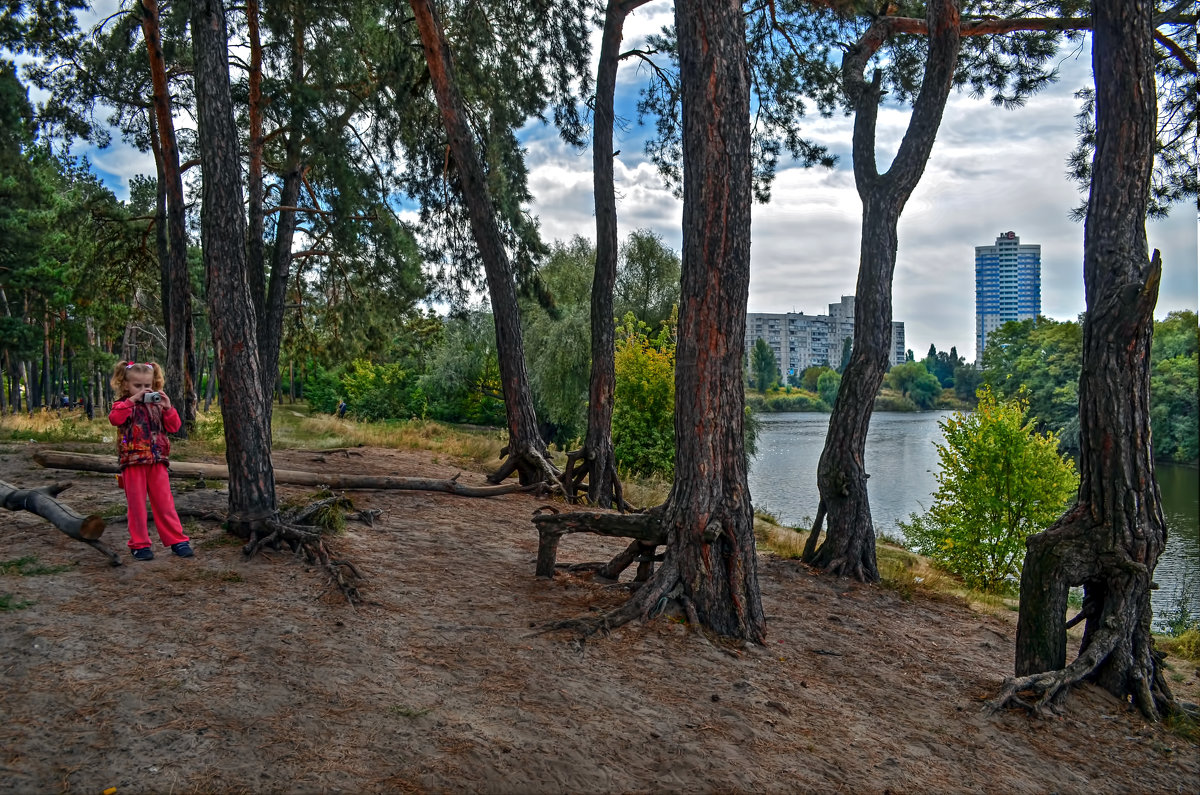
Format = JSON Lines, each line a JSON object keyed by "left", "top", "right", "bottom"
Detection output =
{"left": 975, "top": 231, "right": 1041, "bottom": 358}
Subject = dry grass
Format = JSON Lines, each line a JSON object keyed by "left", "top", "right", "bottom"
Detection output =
{"left": 0, "top": 410, "right": 109, "bottom": 443}
{"left": 275, "top": 412, "right": 507, "bottom": 471}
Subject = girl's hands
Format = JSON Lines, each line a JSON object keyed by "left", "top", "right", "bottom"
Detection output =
{"left": 129, "top": 387, "right": 150, "bottom": 404}
{"left": 157, "top": 391, "right": 173, "bottom": 410}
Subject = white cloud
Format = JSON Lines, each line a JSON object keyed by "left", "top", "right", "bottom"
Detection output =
{"left": 520, "top": 33, "right": 1198, "bottom": 363}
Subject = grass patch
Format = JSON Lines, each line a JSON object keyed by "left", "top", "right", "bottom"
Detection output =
{"left": 754, "top": 514, "right": 807, "bottom": 560}
{"left": 273, "top": 410, "right": 507, "bottom": 471}
{"left": 0, "top": 411, "right": 110, "bottom": 443}
{"left": 1158, "top": 628, "right": 1200, "bottom": 664}
{"left": 0, "top": 556, "right": 74, "bottom": 576}
{"left": 194, "top": 532, "right": 245, "bottom": 550}
{"left": 389, "top": 705, "right": 431, "bottom": 719}
{"left": 0, "top": 593, "right": 34, "bottom": 611}
{"left": 620, "top": 474, "right": 670, "bottom": 510}
{"left": 876, "top": 541, "right": 960, "bottom": 601}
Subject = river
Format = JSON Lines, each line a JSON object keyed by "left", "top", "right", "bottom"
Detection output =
{"left": 747, "top": 411, "right": 1199, "bottom": 628}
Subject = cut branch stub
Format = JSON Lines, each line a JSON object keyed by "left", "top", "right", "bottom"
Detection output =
{"left": 0, "top": 480, "right": 120, "bottom": 566}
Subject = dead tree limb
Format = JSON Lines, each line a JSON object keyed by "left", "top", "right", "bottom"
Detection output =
{"left": 33, "top": 451, "right": 536, "bottom": 496}
{"left": 531, "top": 507, "right": 665, "bottom": 578}
{"left": 0, "top": 480, "right": 121, "bottom": 566}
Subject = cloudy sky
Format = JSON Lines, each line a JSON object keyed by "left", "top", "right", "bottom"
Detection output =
{"left": 73, "top": 1, "right": 1197, "bottom": 362}
{"left": 518, "top": 1, "right": 1197, "bottom": 362}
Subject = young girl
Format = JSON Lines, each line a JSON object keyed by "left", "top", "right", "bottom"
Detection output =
{"left": 109, "top": 361, "right": 192, "bottom": 561}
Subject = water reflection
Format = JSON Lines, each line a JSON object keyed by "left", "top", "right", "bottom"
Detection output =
{"left": 747, "top": 411, "right": 1199, "bottom": 626}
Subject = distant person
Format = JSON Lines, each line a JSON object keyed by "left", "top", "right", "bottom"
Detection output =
{"left": 108, "top": 361, "right": 192, "bottom": 561}
{"left": 337, "top": 400, "right": 347, "bottom": 418}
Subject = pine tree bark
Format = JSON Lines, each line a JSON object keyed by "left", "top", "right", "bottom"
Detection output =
{"left": 803, "top": 0, "right": 961, "bottom": 582}
{"left": 191, "top": 0, "right": 277, "bottom": 534}
{"left": 573, "top": 0, "right": 651, "bottom": 509}
{"left": 999, "top": 0, "right": 1173, "bottom": 720}
{"left": 255, "top": 10, "right": 304, "bottom": 421}
{"left": 140, "top": 0, "right": 196, "bottom": 434}
{"left": 409, "top": 0, "right": 557, "bottom": 487}
{"left": 544, "top": 0, "right": 763, "bottom": 642}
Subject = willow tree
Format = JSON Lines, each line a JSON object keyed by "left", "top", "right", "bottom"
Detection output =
{"left": 992, "top": 0, "right": 1175, "bottom": 720}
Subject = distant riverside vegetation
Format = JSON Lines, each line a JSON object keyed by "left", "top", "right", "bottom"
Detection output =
{"left": 746, "top": 312, "right": 1199, "bottom": 465}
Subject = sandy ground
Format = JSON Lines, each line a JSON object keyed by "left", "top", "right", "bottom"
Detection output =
{"left": 1, "top": 440, "right": 1197, "bottom": 794}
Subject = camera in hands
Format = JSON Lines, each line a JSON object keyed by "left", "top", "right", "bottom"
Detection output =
{"left": 141, "top": 391, "right": 163, "bottom": 403}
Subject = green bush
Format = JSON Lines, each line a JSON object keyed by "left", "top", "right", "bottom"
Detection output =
{"left": 303, "top": 361, "right": 342, "bottom": 414}
{"left": 340, "top": 359, "right": 426, "bottom": 422}
{"left": 760, "top": 393, "right": 827, "bottom": 412}
{"left": 613, "top": 318, "right": 675, "bottom": 478}
{"left": 900, "top": 388, "right": 1079, "bottom": 592}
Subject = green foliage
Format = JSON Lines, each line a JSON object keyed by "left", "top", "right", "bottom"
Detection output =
{"left": 0, "top": 556, "right": 72, "bottom": 576}
{"left": 420, "top": 310, "right": 506, "bottom": 427}
{"left": 614, "top": 229, "right": 681, "bottom": 330}
{"left": 980, "top": 313, "right": 1199, "bottom": 462}
{"left": 303, "top": 361, "right": 343, "bottom": 415}
{"left": 751, "top": 338, "right": 778, "bottom": 394}
{"left": 340, "top": 359, "right": 426, "bottom": 422}
{"left": 521, "top": 237, "right": 594, "bottom": 443}
{"left": 745, "top": 392, "right": 826, "bottom": 412}
{"left": 953, "top": 365, "right": 983, "bottom": 404}
{"left": 0, "top": 593, "right": 33, "bottom": 611}
{"left": 1149, "top": 311, "right": 1199, "bottom": 463}
{"left": 801, "top": 365, "right": 834, "bottom": 392}
{"left": 981, "top": 317, "right": 1083, "bottom": 451}
{"left": 886, "top": 360, "right": 942, "bottom": 409}
{"left": 816, "top": 369, "right": 841, "bottom": 406}
{"left": 922, "top": 344, "right": 965, "bottom": 388}
{"left": 900, "top": 389, "right": 1079, "bottom": 592}
{"left": 612, "top": 315, "right": 676, "bottom": 478}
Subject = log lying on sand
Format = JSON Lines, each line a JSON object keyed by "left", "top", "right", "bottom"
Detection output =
{"left": 33, "top": 451, "right": 535, "bottom": 497}
{"left": 0, "top": 480, "right": 121, "bottom": 566}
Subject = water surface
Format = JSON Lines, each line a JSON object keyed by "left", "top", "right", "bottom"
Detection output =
{"left": 747, "top": 411, "right": 1199, "bottom": 627}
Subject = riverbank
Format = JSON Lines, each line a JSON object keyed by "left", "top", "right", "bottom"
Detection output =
{"left": 1, "top": 436, "right": 1197, "bottom": 792}
{"left": 745, "top": 386, "right": 974, "bottom": 414}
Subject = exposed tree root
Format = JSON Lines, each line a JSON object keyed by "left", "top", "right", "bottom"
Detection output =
{"left": 989, "top": 619, "right": 1125, "bottom": 715}
{"left": 239, "top": 494, "right": 369, "bottom": 605}
{"left": 562, "top": 447, "right": 633, "bottom": 512}
{"left": 531, "top": 506, "right": 665, "bottom": 578}
{"left": 488, "top": 442, "right": 566, "bottom": 496}
{"left": 538, "top": 558, "right": 682, "bottom": 638}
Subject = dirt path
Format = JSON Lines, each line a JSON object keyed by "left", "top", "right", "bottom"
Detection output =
{"left": 1, "top": 442, "right": 1196, "bottom": 793}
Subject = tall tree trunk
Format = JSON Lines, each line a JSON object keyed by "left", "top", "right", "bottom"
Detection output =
{"left": 191, "top": 0, "right": 277, "bottom": 534}
{"left": 571, "top": 0, "right": 652, "bottom": 510}
{"left": 999, "top": 0, "right": 1173, "bottom": 720}
{"left": 409, "top": 0, "right": 558, "bottom": 487}
{"left": 545, "top": 0, "right": 763, "bottom": 641}
{"left": 803, "top": 0, "right": 961, "bottom": 582}
{"left": 140, "top": 0, "right": 196, "bottom": 434}
{"left": 245, "top": 0, "right": 265, "bottom": 313}
{"left": 659, "top": 0, "right": 763, "bottom": 639}
{"left": 255, "top": 10, "right": 304, "bottom": 423}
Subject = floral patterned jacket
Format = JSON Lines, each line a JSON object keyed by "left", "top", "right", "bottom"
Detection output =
{"left": 108, "top": 399, "right": 181, "bottom": 470}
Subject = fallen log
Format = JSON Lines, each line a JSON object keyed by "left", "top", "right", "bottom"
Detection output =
{"left": 0, "top": 480, "right": 121, "bottom": 566}
{"left": 32, "top": 451, "right": 537, "bottom": 497}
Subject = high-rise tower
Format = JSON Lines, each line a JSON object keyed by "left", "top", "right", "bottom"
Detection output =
{"left": 975, "top": 230, "right": 1040, "bottom": 357}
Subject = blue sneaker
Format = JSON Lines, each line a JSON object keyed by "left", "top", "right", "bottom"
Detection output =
{"left": 131, "top": 547, "right": 154, "bottom": 561}
{"left": 171, "top": 542, "right": 194, "bottom": 558}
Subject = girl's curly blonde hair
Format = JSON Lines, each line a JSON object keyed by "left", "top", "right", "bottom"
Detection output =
{"left": 110, "top": 361, "right": 165, "bottom": 398}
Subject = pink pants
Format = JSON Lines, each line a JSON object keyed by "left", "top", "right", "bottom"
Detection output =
{"left": 121, "top": 464, "right": 189, "bottom": 550}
